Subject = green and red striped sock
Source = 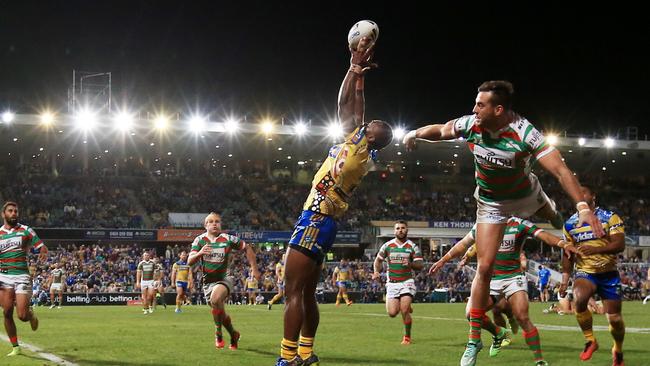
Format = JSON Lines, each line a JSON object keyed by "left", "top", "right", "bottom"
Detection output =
{"left": 212, "top": 308, "right": 223, "bottom": 339}
{"left": 404, "top": 319, "right": 412, "bottom": 337}
{"left": 468, "top": 308, "right": 485, "bottom": 344}
{"left": 523, "top": 327, "right": 543, "bottom": 361}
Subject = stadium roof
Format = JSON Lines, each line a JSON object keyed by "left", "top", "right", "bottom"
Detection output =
{"left": 2, "top": 113, "right": 649, "bottom": 176}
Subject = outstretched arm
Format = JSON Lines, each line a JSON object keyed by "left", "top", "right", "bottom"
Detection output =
{"left": 338, "top": 37, "right": 376, "bottom": 133}
{"left": 536, "top": 230, "right": 579, "bottom": 256}
{"left": 538, "top": 150, "right": 604, "bottom": 237}
{"left": 403, "top": 120, "right": 457, "bottom": 150}
{"left": 429, "top": 232, "right": 474, "bottom": 275}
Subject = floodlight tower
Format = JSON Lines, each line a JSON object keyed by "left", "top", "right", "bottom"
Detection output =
{"left": 69, "top": 70, "right": 112, "bottom": 113}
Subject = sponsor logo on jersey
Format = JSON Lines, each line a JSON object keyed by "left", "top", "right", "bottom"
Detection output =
{"left": 473, "top": 145, "right": 515, "bottom": 168}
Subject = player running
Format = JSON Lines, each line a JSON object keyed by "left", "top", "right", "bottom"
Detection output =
{"left": 0, "top": 201, "right": 48, "bottom": 357}
{"left": 188, "top": 212, "right": 260, "bottom": 350}
{"left": 268, "top": 252, "right": 286, "bottom": 310}
{"left": 171, "top": 250, "right": 193, "bottom": 313}
{"left": 561, "top": 185, "right": 626, "bottom": 366}
{"left": 48, "top": 263, "right": 65, "bottom": 309}
{"left": 430, "top": 217, "right": 577, "bottom": 365}
{"left": 332, "top": 259, "right": 354, "bottom": 306}
{"left": 403, "top": 80, "right": 603, "bottom": 366}
{"left": 136, "top": 251, "right": 156, "bottom": 314}
{"left": 276, "top": 36, "right": 393, "bottom": 366}
{"left": 372, "top": 220, "right": 423, "bottom": 345}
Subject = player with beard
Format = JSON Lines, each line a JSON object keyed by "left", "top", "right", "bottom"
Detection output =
{"left": 0, "top": 202, "right": 47, "bottom": 356}
{"left": 372, "top": 220, "right": 423, "bottom": 345}
{"left": 404, "top": 80, "right": 603, "bottom": 366}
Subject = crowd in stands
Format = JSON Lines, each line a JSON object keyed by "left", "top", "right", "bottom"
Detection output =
{"left": 29, "top": 244, "right": 478, "bottom": 305}
{"left": 2, "top": 158, "right": 649, "bottom": 235}
{"left": 29, "top": 243, "right": 649, "bottom": 307}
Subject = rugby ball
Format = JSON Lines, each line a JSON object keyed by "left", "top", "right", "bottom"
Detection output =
{"left": 347, "top": 20, "right": 379, "bottom": 50}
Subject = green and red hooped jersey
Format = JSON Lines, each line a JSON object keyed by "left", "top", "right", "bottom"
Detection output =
{"left": 453, "top": 114, "right": 554, "bottom": 202}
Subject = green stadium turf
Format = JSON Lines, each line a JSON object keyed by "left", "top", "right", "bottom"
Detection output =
{"left": 2, "top": 302, "right": 649, "bottom": 365}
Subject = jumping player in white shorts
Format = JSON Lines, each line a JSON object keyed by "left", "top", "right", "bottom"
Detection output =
{"left": 431, "top": 217, "right": 578, "bottom": 365}
{"left": 404, "top": 80, "right": 602, "bottom": 366}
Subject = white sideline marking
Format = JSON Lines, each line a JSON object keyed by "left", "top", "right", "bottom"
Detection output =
{"left": 0, "top": 335, "right": 78, "bottom": 365}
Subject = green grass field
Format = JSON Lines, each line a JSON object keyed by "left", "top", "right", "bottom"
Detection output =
{"left": 2, "top": 302, "right": 648, "bottom": 366}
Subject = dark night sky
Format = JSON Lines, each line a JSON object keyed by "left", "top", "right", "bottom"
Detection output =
{"left": 1, "top": 2, "right": 649, "bottom": 136}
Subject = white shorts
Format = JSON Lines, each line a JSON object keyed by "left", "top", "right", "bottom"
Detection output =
{"left": 203, "top": 276, "right": 235, "bottom": 301}
{"left": 490, "top": 275, "right": 528, "bottom": 299}
{"left": 141, "top": 280, "right": 154, "bottom": 290}
{"left": 0, "top": 274, "right": 33, "bottom": 295}
{"left": 475, "top": 173, "right": 552, "bottom": 224}
{"left": 386, "top": 279, "right": 417, "bottom": 299}
{"left": 51, "top": 283, "right": 63, "bottom": 291}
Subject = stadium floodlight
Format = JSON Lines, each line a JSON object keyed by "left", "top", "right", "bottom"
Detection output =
{"left": 327, "top": 121, "right": 344, "bottom": 139}
{"left": 393, "top": 127, "right": 406, "bottom": 140}
{"left": 74, "top": 108, "right": 97, "bottom": 130}
{"left": 2, "top": 111, "right": 15, "bottom": 123}
{"left": 578, "top": 137, "right": 586, "bottom": 146}
{"left": 40, "top": 111, "right": 55, "bottom": 125}
{"left": 224, "top": 118, "right": 239, "bottom": 134}
{"left": 604, "top": 137, "right": 615, "bottom": 148}
{"left": 188, "top": 115, "right": 206, "bottom": 133}
{"left": 261, "top": 120, "right": 274, "bottom": 134}
{"left": 154, "top": 115, "right": 169, "bottom": 130}
{"left": 546, "top": 134, "right": 558, "bottom": 146}
{"left": 293, "top": 121, "right": 308, "bottom": 136}
{"left": 114, "top": 111, "right": 134, "bottom": 132}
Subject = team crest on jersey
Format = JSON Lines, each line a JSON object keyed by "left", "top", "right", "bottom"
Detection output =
{"left": 504, "top": 140, "right": 523, "bottom": 152}
{"left": 328, "top": 144, "right": 342, "bottom": 158}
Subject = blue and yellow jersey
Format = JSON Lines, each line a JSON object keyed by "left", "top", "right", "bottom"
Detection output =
{"left": 172, "top": 260, "right": 191, "bottom": 282}
{"left": 245, "top": 277, "right": 258, "bottom": 290}
{"left": 335, "top": 265, "right": 352, "bottom": 281}
{"left": 303, "top": 125, "right": 372, "bottom": 218}
{"left": 275, "top": 261, "right": 285, "bottom": 282}
{"left": 563, "top": 207, "right": 624, "bottom": 274}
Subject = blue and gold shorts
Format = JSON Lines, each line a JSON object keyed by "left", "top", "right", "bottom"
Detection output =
{"left": 289, "top": 210, "right": 337, "bottom": 264}
{"left": 575, "top": 270, "right": 622, "bottom": 301}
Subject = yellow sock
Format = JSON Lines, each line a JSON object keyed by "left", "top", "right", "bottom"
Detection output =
{"left": 280, "top": 338, "right": 298, "bottom": 360}
{"left": 270, "top": 294, "right": 282, "bottom": 305}
{"left": 609, "top": 322, "right": 625, "bottom": 352}
{"left": 298, "top": 336, "right": 314, "bottom": 360}
{"left": 342, "top": 293, "right": 349, "bottom": 303}
{"left": 576, "top": 310, "right": 596, "bottom": 342}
